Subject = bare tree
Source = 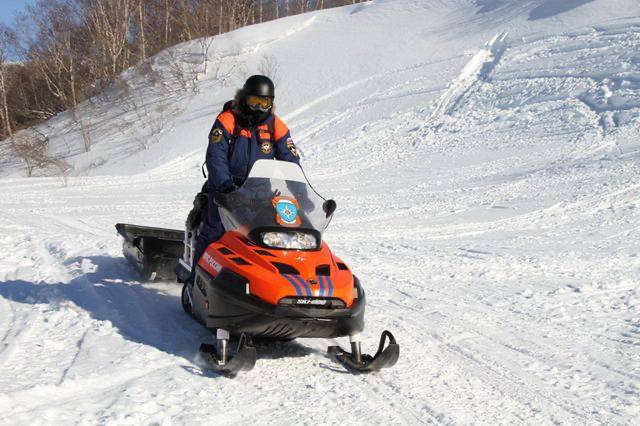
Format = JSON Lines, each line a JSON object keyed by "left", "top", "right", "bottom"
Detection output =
{"left": 11, "top": 128, "right": 69, "bottom": 177}
{"left": 163, "top": 0, "right": 175, "bottom": 47}
{"left": 71, "top": 108, "right": 92, "bottom": 152}
{"left": 218, "top": 0, "right": 224, "bottom": 34}
{"left": 0, "top": 25, "right": 15, "bottom": 140}
{"left": 0, "top": 0, "right": 359, "bottom": 156}
{"left": 258, "top": 53, "right": 280, "bottom": 86}
{"left": 199, "top": 37, "right": 215, "bottom": 76}
{"left": 84, "top": 0, "right": 133, "bottom": 79}
{"left": 290, "top": 0, "right": 309, "bottom": 14}
{"left": 137, "top": 0, "right": 147, "bottom": 61}
{"left": 165, "top": 48, "right": 198, "bottom": 92}
{"left": 31, "top": 28, "right": 78, "bottom": 108}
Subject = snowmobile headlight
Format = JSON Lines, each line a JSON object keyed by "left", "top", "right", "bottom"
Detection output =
{"left": 261, "top": 232, "right": 318, "bottom": 250}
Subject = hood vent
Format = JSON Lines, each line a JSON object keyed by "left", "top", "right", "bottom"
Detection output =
{"left": 316, "top": 265, "right": 330, "bottom": 276}
{"left": 231, "top": 257, "right": 251, "bottom": 266}
{"left": 272, "top": 262, "right": 300, "bottom": 275}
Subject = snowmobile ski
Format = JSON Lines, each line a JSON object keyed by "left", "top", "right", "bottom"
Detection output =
{"left": 199, "top": 332, "right": 257, "bottom": 377}
{"left": 328, "top": 330, "right": 399, "bottom": 372}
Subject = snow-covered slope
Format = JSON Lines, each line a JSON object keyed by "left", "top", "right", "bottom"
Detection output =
{"left": 1, "top": 0, "right": 640, "bottom": 423}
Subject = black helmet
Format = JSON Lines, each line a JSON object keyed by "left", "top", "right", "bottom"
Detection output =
{"left": 243, "top": 75, "right": 275, "bottom": 98}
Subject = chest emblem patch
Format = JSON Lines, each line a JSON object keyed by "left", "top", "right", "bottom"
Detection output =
{"left": 261, "top": 140, "right": 273, "bottom": 154}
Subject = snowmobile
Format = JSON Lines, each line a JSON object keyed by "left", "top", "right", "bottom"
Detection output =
{"left": 116, "top": 159, "right": 399, "bottom": 376}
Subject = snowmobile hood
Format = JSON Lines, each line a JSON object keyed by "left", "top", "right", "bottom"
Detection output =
{"left": 198, "top": 231, "right": 357, "bottom": 308}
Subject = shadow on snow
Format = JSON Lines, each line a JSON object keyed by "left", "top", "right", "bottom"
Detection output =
{"left": 529, "top": 0, "right": 596, "bottom": 21}
{"left": 0, "top": 255, "right": 315, "bottom": 373}
{"left": 474, "top": 0, "right": 596, "bottom": 20}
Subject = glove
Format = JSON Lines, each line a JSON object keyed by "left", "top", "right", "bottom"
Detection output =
{"left": 220, "top": 181, "right": 237, "bottom": 194}
{"left": 186, "top": 191, "right": 208, "bottom": 230}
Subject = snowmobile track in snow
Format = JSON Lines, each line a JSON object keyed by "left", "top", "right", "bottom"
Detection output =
{"left": 2, "top": 1, "right": 640, "bottom": 423}
{"left": 425, "top": 32, "right": 508, "bottom": 135}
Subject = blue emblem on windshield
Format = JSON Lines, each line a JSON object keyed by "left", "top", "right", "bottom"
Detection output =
{"left": 277, "top": 201, "right": 298, "bottom": 222}
{"left": 272, "top": 196, "right": 301, "bottom": 227}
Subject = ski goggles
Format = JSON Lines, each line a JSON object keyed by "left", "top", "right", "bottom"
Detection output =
{"left": 246, "top": 95, "right": 273, "bottom": 112}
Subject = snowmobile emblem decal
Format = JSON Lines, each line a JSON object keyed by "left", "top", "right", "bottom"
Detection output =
{"left": 202, "top": 252, "right": 222, "bottom": 273}
{"left": 260, "top": 140, "right": 273, "bottom": 154}
{"left": 272, "top": 196, "right": 301, "bottom": 227}
{"left": 294, "top": 298, "right": 328, "bottom": 306}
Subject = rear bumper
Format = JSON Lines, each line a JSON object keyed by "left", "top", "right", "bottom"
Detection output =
{"left": 198, "top": 268, "right": 365, "bottom": 339}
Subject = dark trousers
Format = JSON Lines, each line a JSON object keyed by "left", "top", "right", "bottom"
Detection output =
{"left": 190, "top": 195, "right": 225, "bottom": 282}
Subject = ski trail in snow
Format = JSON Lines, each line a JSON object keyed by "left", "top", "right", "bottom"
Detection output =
{"left": 424, "top": 32, "right": 508, "bottom": 136}
{"left": 0, "top": 364, "right": 175, "bottom": 421}
{"left": 1, "top": 2, "right": 640, "bottom": 424}
{"left": 0, "top": 300, "right": 27, "bottom": 366}
{"left": 239, "top": 16, "right": 317, "bottom": 55}
{"left": 39, "top": 214, "right": 115, "bottom": 239}
{"left": 57, "top": 329, "right": 89, "bottom": 386}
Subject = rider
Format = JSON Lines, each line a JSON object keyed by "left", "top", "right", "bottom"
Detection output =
{"left": 192, "top": 75, "right": 300, "bottom": 276}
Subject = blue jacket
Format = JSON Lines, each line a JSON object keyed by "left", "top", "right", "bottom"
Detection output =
{"left": 206, "top": 110, "right": 300, "bottom": 193}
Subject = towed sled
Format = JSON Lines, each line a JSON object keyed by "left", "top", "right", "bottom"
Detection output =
{"left": 116, "top": 160, "right": 399, "bottom": 376}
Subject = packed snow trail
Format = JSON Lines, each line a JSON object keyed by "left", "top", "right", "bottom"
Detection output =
{"left": 426, "top": 31, "right": 508, "bottom": 134}
{"left": 1, "top": 1, "right": 640, "bottom": 424}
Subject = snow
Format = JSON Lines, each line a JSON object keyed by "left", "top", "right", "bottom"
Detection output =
{"left": 1, "top": 0, "right": 640, "bottom": 423}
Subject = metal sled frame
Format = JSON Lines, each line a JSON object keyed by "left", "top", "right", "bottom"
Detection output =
{"left": 115, "top": 223, "right": 184, "bottom": 281}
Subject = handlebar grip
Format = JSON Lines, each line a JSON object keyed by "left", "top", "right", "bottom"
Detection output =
{"left": 214, "top": 193, "right": 230, "bottom": 210}
{"left": 323, "top": 199, "right": 337, "bottom": 217}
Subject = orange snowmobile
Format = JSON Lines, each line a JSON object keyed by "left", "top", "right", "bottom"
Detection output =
{"left": 116, "top": 160, "right": 398, "bottom": 376}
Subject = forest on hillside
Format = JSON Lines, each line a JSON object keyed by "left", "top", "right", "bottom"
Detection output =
{"left": 0, "top": 0, "right": 361, "bottom": 145}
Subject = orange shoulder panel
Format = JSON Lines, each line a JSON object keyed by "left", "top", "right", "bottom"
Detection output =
{"left": 216, "top": 110, "right": 236, "bottom": 134}
{"left": 273, "top": 115, "right": 290, "bottom": 141}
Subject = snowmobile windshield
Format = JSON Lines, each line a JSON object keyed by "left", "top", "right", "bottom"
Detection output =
{"left": 216, "top": 160, "right": 335, "bottom": 250}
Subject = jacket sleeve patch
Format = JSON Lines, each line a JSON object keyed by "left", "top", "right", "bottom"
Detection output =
{"left": 209, "top": 128, "right": 223, "bottom": 144}
{"left": 286, "top": 138, "right": 298, "bottom": 157}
